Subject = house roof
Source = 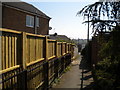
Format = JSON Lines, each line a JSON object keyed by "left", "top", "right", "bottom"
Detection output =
{"left": 2, "top": 1, "right": 51, "bottom": 19}
{"left": 49, "top": 34, "right": 71, "bottom": 42}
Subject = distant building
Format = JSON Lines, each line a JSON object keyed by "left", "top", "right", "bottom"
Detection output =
{"left": 49, "top": 34, "right": 71, "bottom": 42}
{"left": 2, "top": 1, "right": 51, "bottom": 35}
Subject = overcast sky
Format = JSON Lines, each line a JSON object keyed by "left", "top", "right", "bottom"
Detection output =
{"left": 22, "top": 0, "right": 98, "bottom": 39}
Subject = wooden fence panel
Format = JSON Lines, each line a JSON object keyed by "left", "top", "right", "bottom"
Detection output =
{"left": 26, "top": 33, "right": 45, "bottom": 89}
{"left": 1, "top": 32, "right": 21, "bottom": 70}
{"left": 62, "top": 43, "right": 66, "bottom": 55}
{"left": 48, "top": 40, "right": 56, "bottom": 59}
{"left": 66, "top": 43, "right": 69, "bottom": 53}
{"left": 67, "top": 43, "right": 71, "bottom": 53}
{"left": 26, "top": 34, "right": 45, "bottom": 65}
{"left": 57, "top": 42, "right": 62, "bottom": 57}
{"left": 0, "top": 29, "right": 22, "bottom": 89}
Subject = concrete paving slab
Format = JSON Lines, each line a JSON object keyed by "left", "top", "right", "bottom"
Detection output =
{"left": 52, "top": 54, "right": 94, "bottom": 89}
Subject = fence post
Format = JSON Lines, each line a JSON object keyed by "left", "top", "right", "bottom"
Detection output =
{"left": 45, "top": 36, "right": 48, "bottom": 60}
{"left": 18, "top": 32, "right": 27, "bottom": 90}
{"left": 43, "top": 36, "right": 49, "bottom": 89}
{"left": 22, "top": 32, "right": 26, "bottom": 69}
{"left": 54, "top": 41, "right": 58, "bottom": 78}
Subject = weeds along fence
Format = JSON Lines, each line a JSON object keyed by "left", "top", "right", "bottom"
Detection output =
{"left": 0, "top": 28, "right": 74, "bottom": 89}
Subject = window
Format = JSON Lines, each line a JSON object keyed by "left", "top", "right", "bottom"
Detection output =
{"left": 26, "top": 15, "right": 34, "bottom": 27}
{"left": 36, "top": 17, "right": 39, "bottom": 27}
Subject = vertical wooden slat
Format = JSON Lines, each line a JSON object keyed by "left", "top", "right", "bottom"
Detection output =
{"left": 53, "top": 42, "right": 55, "bottom": 55}
{"left": 9, "top": 36, "right": 12, "bottom": 67}
{"left": 41, "top": 39, "right": 43, "bottom": 58}
{"left": 40, "top": 39, "right": 42, "bottom": 58}
{"left": 5, "top": 36, "right": 8, "bottom": 68}
{"left": 26, "top": 36, "right": 28, "bottom": 63}
{"left": 53, "top": 42, "right": 54, "bottom": 56}
{"left": 61, "top": 43, "right": 62, "bottom": 56}
{"left": 55, "top": 41, "right": 58, "bottom": 57}
{"left": 62, "top": 43, "right": 64, "bottom": 54}
{"left": 50, "top": 42, "right": 53, "bottom": 57}
{"left": 51, "top": 43, "right": 52, "bottom": 56}
{"left": 48, "top": 42, "right": 49, "bottom": 58}
{"left": 38, "top": 38, "right": 40, "bottom": 59}
{"left": 53, "top": 42, "right": 55, "bottom": 56}
{"left": 41, "top": 39, "right": 44, "bottom": 58}
{"left": 12, "top": 36, "right": 15, "bottom": 67}
{"left": 30, "top": 37, "right": 32, "bottom": 62}
{"left": 28, "top": 37, "right": 30, "bottom": 63}
{"left": 57, "top": 43, "right": 59, "bottom": 57}
{"left": 14, "top": 36, "right": 17, "bottom": 66}
{"left": 35, "top": 38, "right": 38, "bottom": 60}
{"left": 51, "top": 42, "right": 52, "bottom": 57}
{"left": 33, "top": 38, "right": 35, "bottom": 61}
{"left": 35, "top": 37, "right": 37, "bottom": 60}
{"left": 40, "top": 38, "right": 42, "bottom": 59}
{"left": 65, "top": 43, "right": 67, "bottom": 53}
{"left": 39, "top": 38, "right": 41, "bottom": 58}
{"left": 30, "top": 38, "right": 33, "bottom": 62}
{"left": 50, "top": 42, "right": 51, "bottom": 57}
{"left": 2, "top": 36, "right": 5, "bottom": 70}
{"left": 32, "top": 38, "right": 35, "bottom": 61}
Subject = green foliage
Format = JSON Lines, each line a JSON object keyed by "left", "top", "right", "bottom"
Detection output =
{"left": 94, "top": 57, "right": 118, "bottom": 90}
{"left": 93, "top": 27, "right": 120, "bottom": 89}
{"left": 54, "top": 78, "right": 60, "bottom": 84}
{"left": 99, "top": 40, "right": 113, "bottom": 58}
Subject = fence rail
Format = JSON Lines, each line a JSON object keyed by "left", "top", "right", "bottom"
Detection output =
{"left": 0, "top": 28, "right": 74, "bottom": 89}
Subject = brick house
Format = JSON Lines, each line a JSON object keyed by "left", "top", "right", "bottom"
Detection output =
{"left": 2, "top": 2, "right": 51, "bottom": 35}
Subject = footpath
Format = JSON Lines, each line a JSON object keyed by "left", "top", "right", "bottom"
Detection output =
{"left": 52, "top": 54, "right": 94, "bottom": 89}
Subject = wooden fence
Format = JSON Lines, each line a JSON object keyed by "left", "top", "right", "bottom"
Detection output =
{"left": 0, "top": 28, "right": 74, "bottom": 89}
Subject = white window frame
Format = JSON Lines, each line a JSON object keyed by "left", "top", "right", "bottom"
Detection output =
{"left": 26, "top": 15, "right": 34, "bottom": 28}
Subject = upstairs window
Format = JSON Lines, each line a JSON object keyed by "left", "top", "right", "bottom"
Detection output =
{"left": 36, "top": 17, "right": 39, "bottom": 27}
{"left": 26, "top": 15, "right": 34, "bottom": 27}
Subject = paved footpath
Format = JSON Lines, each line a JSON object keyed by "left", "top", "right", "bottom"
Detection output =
{"left": 52, "top": 54, "right": 94, "bottom": 89}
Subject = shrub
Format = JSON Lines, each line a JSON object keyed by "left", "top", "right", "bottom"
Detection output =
{"left": 93, "top": 26, "right": 120, "bottom": 89}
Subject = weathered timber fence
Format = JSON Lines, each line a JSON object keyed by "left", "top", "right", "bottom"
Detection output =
{"left": 0, "top": 28, "right": 74, "bottom": 89}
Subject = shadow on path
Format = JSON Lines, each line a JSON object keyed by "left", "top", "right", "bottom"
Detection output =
{"left": 79, "top": 56, "right": 94, "bottom": 90}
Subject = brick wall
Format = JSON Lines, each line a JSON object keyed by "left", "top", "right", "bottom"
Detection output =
{"left": 2, "top": 6, "right": 50, "bottom": 35}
